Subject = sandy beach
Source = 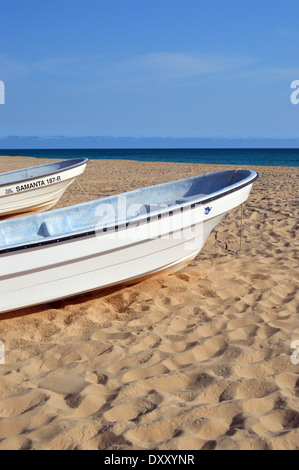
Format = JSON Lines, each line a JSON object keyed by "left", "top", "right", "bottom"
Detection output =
{"left": 0, "top": 156, "right": 298, "bottom": 451}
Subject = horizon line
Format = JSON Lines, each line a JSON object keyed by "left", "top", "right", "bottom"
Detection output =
{"left": 1, "top": 135, "right": 299, "bottom": 140}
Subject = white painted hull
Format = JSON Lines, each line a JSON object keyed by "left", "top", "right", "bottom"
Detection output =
{"left": 0, "top": 159, "right": 88, "bottom": 217}
{"left": 0, "top": 183, "right": 252, "bottom": 314}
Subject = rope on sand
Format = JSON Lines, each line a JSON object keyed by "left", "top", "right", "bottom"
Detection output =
{"left": 75, "top": 178, "right": 92, "bottom": 199}
{"left": 239, "top": 203, "right": 244, "bottom": 254}
{"left": 214, "top": 203, "right": 244, "bottom": 255}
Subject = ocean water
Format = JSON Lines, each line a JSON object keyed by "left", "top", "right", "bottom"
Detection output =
{"left": 0, "top": 148, "right": 298, "bottom": 167}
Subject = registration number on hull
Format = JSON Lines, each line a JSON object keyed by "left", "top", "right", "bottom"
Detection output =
{"left": 2, "top": 175, "right": 62, "bottom": 197}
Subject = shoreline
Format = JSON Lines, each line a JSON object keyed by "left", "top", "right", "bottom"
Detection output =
{"left": 0, "top": 157, "right": 298, "bottom": 450}
{"left": 0, "top": 149, "right": 298, "bottom": 168}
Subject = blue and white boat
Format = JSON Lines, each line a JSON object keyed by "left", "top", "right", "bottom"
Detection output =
{"left": 0, "top": 158, "right": 88, "bottom": 218}
{"left": 0, "top": 168, "right": 258, "bottom": 313}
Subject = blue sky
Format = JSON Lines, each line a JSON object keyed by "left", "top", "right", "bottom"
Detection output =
{"left": 1, "top": 0, "right": 299, "bottom": 142}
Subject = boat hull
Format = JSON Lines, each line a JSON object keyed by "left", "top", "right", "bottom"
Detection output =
{"left": 0, "top": 183, "right": 252, "bottom": 314}
{"left": 0, "top": 159, "right": 88, "bottom": 217}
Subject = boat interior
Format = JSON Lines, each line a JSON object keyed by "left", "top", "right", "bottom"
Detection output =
{"left": 0, "top": 169, "right": 257, "bottom": 249}
{"left": 0, "top": 158, "right": 88, "bottom": 186}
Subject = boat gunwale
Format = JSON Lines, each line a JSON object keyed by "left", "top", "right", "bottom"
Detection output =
{"left": 0, "top": 170, "right": 258, "bottom": 255}
{"left": 0, "top": 158, "right": 89, "bottom": 188}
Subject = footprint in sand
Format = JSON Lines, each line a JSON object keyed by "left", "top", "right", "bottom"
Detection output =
{"left": 104, "top": 397, "right": 156, "bottom": 422}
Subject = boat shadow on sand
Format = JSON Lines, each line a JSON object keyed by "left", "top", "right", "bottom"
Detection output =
{"left": 0, "top": 283, "right": 130, "bottom": 321}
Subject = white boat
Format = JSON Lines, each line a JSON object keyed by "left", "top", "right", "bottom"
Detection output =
{"left": 0, "top": 158, "right": 88, "bottom": 218}
{"left": 0, "top": 168, "right": 258, "bottom": 313}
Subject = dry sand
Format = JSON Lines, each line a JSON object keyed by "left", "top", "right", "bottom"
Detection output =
{"left": 0, "top": 156, "right": 298, "bottom": 451}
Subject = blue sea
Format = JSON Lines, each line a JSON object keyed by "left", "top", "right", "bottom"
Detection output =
{"left": 0, "top": 148, "right": 298, "bottom": 167}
